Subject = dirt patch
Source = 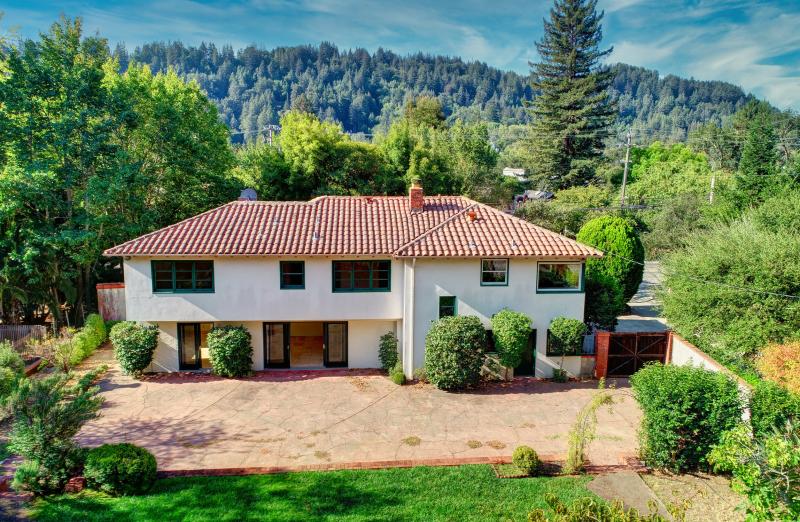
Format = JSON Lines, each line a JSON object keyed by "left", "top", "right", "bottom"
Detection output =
{"left": 347, "top": 377, "right": 370, "bottom": 392}
{"left": 486, "top": 440, "right": 506, "bottom": 450}
{"left": 466, "top": 440, "right": 483, "bottom": 449}
{"left": 401, "top": 436, "right": 421, "bottom": 446}
{"left": 642, "top": 471, "right": 745, "bottom": 522}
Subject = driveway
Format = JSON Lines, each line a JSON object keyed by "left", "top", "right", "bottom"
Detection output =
{"left": 79, "top": 349, "right": 641, "bottom": 472}
{"left": 616, "top": 261, "right": 668, "bottom": 333}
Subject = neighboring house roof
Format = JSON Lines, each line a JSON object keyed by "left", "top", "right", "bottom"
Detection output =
{"left": 103, "top": 196, "right": 601, "bottom": 259}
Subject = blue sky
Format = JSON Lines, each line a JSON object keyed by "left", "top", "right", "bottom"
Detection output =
{"left": 3, "top": 1, "right": 799, "bottom": 109}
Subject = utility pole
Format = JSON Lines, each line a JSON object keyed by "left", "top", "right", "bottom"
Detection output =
{"left": 619, "top": 130, "right": 632, "bottom": 208}
{"left": 709, "top": 172, "right": 716, "bottom": 203}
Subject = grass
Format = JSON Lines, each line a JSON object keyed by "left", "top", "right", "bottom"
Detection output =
{"left": 32, "top": 465, "right": 598, "bottom": 522}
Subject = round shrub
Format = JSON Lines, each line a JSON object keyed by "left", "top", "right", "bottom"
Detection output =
{"left": 583, "top": 271, "right": 625, "bottom": 331}
{"left": 749, "top": 380, "right": 800, "bottom": 438}
{"left": 490, "top": 310, "right": 532, "bottom": 370}
{"left": 512, "top": 445, "right": 540, "bottom": 476}
{"left": 425, "top": 316, "right": 486, "bottom": 390}
{"left": 84, "top": 443, "right": 157, "bottom": 496}
{"left": 389, "top": 361, "right": 405, "bottom": 385}
{"left": 378, "top": 332, "right": 399, "bottom": 371}
{"left": 548, "top": 317, "right": 587, "bottom": 356}
{"left": 110, "top": 322, "right": 159, "bottom": 376}
{"left": 207, "top": 325, "right": 253, "bottom": 378}
{"left": 630, "top": 363, "right": 743, "bottom": 472}
{"left": 576, "top": 216, "right": 644, "bottom": 302}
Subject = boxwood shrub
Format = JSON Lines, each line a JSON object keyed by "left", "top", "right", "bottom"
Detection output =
{"left": 425, "top": 315, "right": 486, "bottom": 390}
{"left": 630, "top": 363, "right": 742, "bottom": 472}
{"left": 84, "top": 443, "right": 157, "bottom": 496}
{"left": 110, "top": 322, "right": 159, "bottom": 376}
{"left": 512, "top": 445, "right": 540, "bottom": 476}
{"left": 207, "top": 325, "right": 253, "bottom": 378}
{"left": 378, "top": 332, "right": 399, "bottom": 371}
{"left": 548, "top": 317, "right": 587, "bottom": 356}
{"left": 490, "top": 310, "right": 532, "bottom": 370}
{"left": 749, "top": 380, "right": 800, "bottom": 438}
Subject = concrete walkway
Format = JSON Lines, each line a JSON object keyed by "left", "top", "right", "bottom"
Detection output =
{"left": 78, "top": 348, "right": 641, "bottom": 472}
{"left": 616, "top": 261, "right": 668, "bottom": 333}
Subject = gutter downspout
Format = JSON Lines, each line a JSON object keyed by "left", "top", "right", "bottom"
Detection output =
{"left": 403, "top": 257, "right": 416, "bottom": 379}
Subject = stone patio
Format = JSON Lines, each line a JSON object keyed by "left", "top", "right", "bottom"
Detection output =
{"left": 78, "top": 348, "right": 641, "bottom": 472}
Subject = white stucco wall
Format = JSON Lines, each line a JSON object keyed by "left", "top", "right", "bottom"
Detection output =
{"left": 410, "top": 258, "right": 586, "bottom": 378}
{"left": 124, "top": 257, "right": 403, "bottom": 322}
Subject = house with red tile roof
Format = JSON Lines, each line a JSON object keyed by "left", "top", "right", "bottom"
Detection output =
{"left": 104, "top": 184, "right": 601, "bottom": 378}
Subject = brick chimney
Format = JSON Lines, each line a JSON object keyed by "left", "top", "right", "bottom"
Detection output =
{"left": 409, "top": 182, "right": 424, "bottom": 213}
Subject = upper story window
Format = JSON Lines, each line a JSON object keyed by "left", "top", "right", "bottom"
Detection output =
{"left": 481, "top": 259, "right": 509, "bottom": 286}
{"left": 332, "top": 260, "right": 391, "bottom": 292}
{"left": 152, "top": 260, "right": 214, "bottom": 293}
{"left": 280, "top": 261, "right": 305, "bottom": 289}
{"left": 438, "top": 296, "right": 456, "bottom": 318}
{"left": 537, "top": 262, "right": 583, "bottom": 292}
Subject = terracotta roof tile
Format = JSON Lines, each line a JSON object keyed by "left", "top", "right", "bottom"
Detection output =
{"left": 103, "top": 196, "right": 601, "bottom": 259}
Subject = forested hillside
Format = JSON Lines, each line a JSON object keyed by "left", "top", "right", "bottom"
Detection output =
{"left": 119, "top": 42, "right": 755, "bottom": 142}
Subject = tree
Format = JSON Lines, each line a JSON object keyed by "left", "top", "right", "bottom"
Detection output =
{"left": 736, "top": 111, "right": 780, "bottom": 205}
{"left": 576, "top": 216, "right": 644, "bottom": 302}
{"left": 527, "top": 0, "right": 616, "bottom": 189}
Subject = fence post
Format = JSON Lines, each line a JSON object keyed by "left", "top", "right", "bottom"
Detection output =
{"left": 594, "top": 331, "right": 610, "bottom": 379}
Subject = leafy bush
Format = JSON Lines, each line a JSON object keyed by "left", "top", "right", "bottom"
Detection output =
{"left": 515, "top": 200, "right": 591, "bottom": 238}
{"left": 512, "top": 445, "right": 539, "bottom": 476}
{"left": 8, "top": 368, "right": 105, "bottom": 494}
{"left": 660, "top": 201, "right": 800, "bottom": 375}
{"left": 207, "top": 325, "right": 253, "bottom": 378}
{"left": 709, "top": 422, "right": 800, "bottom": 521}
{"left": 576, "top": 215, "right": 645, "bottom": 301}
{"left": 0, "top": 341, "right": 26, "bottom": 400}
{"left": 490, "top": 310, "right": 531, "bottom": 372}
{"left": 378, "top": 332, "right": 399, "bottom": 371}
{"left": 69, "top": 314, "right": 108, "bottom": 365}
{"left": 389, "top": 361, "right": 405, "bottom": 385}
{"left": 630, "top": 363, "right": 742, "bottom": 472}
{"left": 551, "top": 368, "right": 568, "bottom": 383}
{"left": 110, "top": 322, "right": 159, "bottom": 377}
{"left": 424, "top": 316, "right": 486, "bottom": 390}
{"left": 583, "top": 271, "right": 625, "bottom": 331}
{"left": 548, "top": 317, "right": 587, "bottom": 356}
{"left": 750, "top": 380, "right": 800, "bottom": 438}
{"left": 84, "top": 443, "right": 157, "bottom": 496}
{"left": 758, "top": 341, "right": 800, "bottom": 395}
{"left": 529, "top": 493, "right": 672, "bottom": 522}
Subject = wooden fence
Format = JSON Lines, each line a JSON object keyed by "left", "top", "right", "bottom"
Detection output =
{"left": 0, "top": 325, "right": 49, "bottom": 355}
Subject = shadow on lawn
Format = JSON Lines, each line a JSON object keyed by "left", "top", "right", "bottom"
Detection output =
{"left": 34, "top": 472, "right": 401, "bottom": 522}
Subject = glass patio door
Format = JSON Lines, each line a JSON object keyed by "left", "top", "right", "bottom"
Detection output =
{"left": 179, "top": 323, "right": 213, "bottom": 370}
{"left": 323, "top": 322, "right": 348, "bottom": 367}
{"left": 264, "top": 323, "right": 290, "bottom": 368}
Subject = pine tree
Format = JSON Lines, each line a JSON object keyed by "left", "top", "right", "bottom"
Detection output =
{"left": 528, "top": 0, "right": 616, "bottom": 189}
{"left": 736, "top": 113, "right": 779, "bottom": 204}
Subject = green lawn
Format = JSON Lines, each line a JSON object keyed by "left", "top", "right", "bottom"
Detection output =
{"left": 32, "top": 465, "right": 598, "bottom": 521}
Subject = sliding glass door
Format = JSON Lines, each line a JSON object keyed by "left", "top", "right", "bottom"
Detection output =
{"left": 178, "top": 323, "right": 213, "bottom": 370}
{"left": 323, "top": 322, "right": 348, "bottom": 367}
{"left": 264, "top": 323, "right": 290, "bottom": 368}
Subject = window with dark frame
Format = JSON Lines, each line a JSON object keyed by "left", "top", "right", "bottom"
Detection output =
{"left": 280, "top": 261, "right": 305, "bottom": 289}
{"left": 537, "top": 262, "right": 583, "bottom": 292}
{"left": 332, "top": 260, "right": 391, "bottom": 292}
{"left": 152, "top": 260, "right": 214, "bottom": 293}
{"left": 481, "top": 259, "right": 509, "bottom": 285}
{"left": 438, "top": 296, "right": 456, "bottom": 318}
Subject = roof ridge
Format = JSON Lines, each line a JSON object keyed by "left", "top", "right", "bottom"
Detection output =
{"left": 393, "top": 199, "right": 477, "bottom": 255}
{"left": 103, "top": 201, "right": 240, "bottom": 256}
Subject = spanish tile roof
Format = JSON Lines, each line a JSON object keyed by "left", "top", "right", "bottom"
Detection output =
{"left": 103, "top": 196, "right": 601, "bottom": 259}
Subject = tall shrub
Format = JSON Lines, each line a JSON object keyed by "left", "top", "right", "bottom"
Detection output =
{"left": 758, "top": 341, "right": 800, "bottom": 395}
{"left": 630, "top": 363, "right": 742, "bottom": 472}
{"left": 425, "top": 316, "right": 486, "bottom": 390}
{"left": 8, "top": 368, "right": 105, "bottom": 494}
{"left": 490, "top": 310, "right": 532, "bottom": 374}
{"left": 378, "top": 332, "right": 399, "bottom": 371}
{"left": 207, "top": 325, "right": 253, "bottom": 378}
{"left": 110, "top": 322, "right": 159, "bottom": 377}
{"left": 576, "top": 216, "right": 645, "bottom": 302}
{"left": 749, "top": 380, "right": 800, "bottom": 438}
{"left": 548, "top": 317, "right": 587, "bottom": 356}
{"left": 583, "top": 271, "right": 624, "bottom": 331}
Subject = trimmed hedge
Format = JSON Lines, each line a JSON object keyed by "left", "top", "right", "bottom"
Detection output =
{"left": 749, "top": 380, "right": 800, "bottom": 438}
{"left": 490, "top": 310, "right": 532, "bottom": 370}
{"left": 576, "top": 216, "right": 645, "bottom": 302}
{"left": 207, "top": 325, "right": 253, "bottom": 378}
{"left": 378, "top": 332, "right": 399, "bottom": 371}
{"left": 424, "top": 316, "right": 486, "bottom": 390}
{"left": 110, "top": 322, "right": 159, "bottom": 376}
{"left": 84, "top": 443, "right": 157, "bottom": 496}
{"left": 631, "top": 363, "right": 742, "bottom": 472}
{"left": 548, "top": 317, "right": 587, "bottom": 356}
{"left": 69, "top": 314, "right": 108, "bottom": 365}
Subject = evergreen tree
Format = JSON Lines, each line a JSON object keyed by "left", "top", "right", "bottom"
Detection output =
{"left": 528, "top": 0, "right": 616, "bottom": 189}
{"left": 736, "top": 112, "right": 779, "bottom": 204}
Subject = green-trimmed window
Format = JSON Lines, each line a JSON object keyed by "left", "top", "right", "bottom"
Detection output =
{"left": 152, "top": 260, "right": 214, "bottom": 293}
{"left": 481, "top": 259, "right": 509, "bottom": 286}
{"left": 332, "top": 260, "right": 391, "bottom": 292}
{"left": 438, "top": 296, "right": 457, "bottom": 318}
{"left": 537, "top": 262, "right": 583, "bottom": 292}
{"left": 280, "top": 261, "right": 305, "bottom": 289}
